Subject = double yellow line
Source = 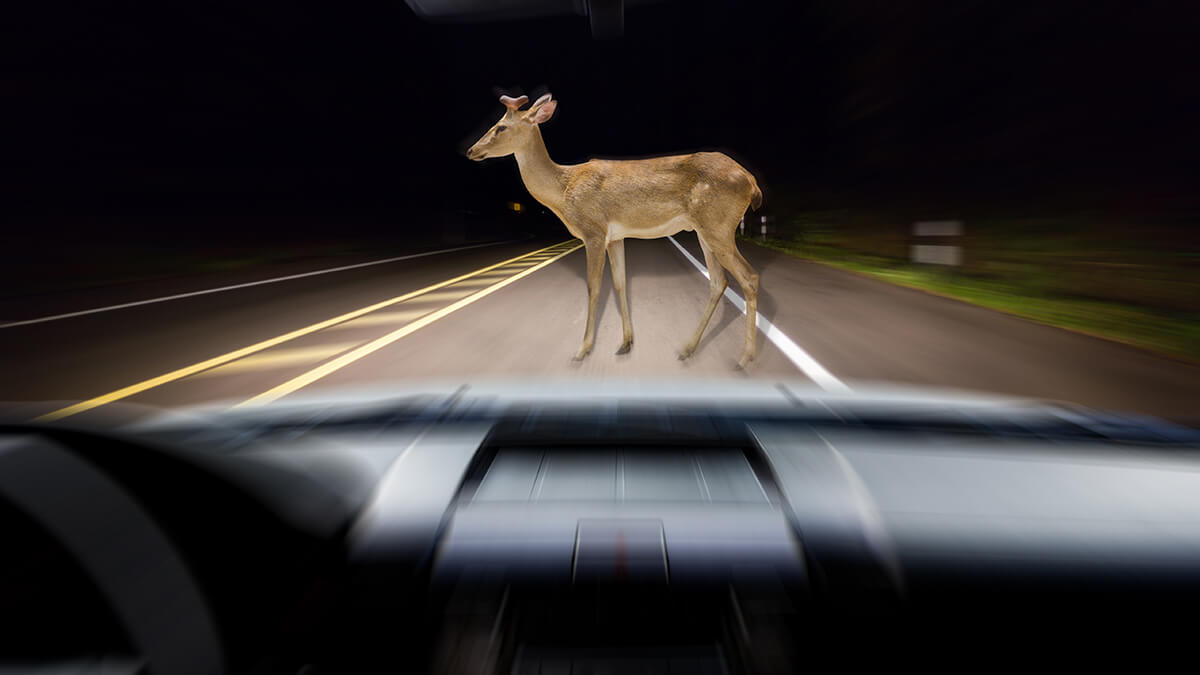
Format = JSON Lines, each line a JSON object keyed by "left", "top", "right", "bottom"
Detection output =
{"left": 35, "top": 241, "right": 581, "bottom": 422}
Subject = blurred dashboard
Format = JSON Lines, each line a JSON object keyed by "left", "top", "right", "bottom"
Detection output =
{"left": 2, "top": 379, "right": 1200, "bottom": 674}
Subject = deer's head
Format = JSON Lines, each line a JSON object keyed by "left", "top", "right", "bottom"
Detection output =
{"left": 466, "top": 93, "right": 557, "bottom": 161}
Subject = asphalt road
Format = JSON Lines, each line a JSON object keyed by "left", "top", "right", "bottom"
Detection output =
{"left": 2, "top": 235, "right": 1198, "bottom": 425}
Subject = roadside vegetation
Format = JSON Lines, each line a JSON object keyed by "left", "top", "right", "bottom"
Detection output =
{"left": 743, "top": 210, "right": 1200, "bottom": 362}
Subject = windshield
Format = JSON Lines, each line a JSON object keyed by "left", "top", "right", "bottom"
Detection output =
{"left": 2, "top": 1, "right": 1197, "bottom": 425}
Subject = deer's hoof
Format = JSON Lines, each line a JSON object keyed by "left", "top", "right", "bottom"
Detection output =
{"left": 616, "top": 341, "right": 633, "bottom": 355}
{"left": 736, "top": 353, "right": 755, "bottom": 370}
{"left": 573, "top": 347, "right": 592, "bottom": 361}
{"left": 677, "top": 347, "right": 695, "bottom": 361}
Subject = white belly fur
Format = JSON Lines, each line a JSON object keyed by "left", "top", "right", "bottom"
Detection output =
{"left": 607, "top": 215, "right": 695, "bottom": 243}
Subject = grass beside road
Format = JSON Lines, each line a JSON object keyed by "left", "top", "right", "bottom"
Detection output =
{"left": 744, "top": 232, "right": 1200, "bottom": 364}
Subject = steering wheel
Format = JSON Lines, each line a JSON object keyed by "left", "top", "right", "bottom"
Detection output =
{"left": 0, "top": 434, "right": 225, "bottom": 675}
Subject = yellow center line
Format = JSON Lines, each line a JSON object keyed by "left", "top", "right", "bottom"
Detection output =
{"left": 236, "top": 243, "right": 583, "bottom": 408}
{"left": 193, "top": 342, "right": 362, "bottom": 377}
{"left": 324, "top": 309, "right": 431, "bottom": 330}
{"left": 451, "top": 277, "right": 506, "bottom": 288}
{"left": 32, "top": 241, "right": 574, "bottom": 422}
{"left": 404, "top": 289, "right": 475, "bottom": 304}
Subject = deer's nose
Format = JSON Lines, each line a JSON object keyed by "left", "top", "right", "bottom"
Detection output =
{"left": 466, "top": 147, "right": 483, "bottom": 160}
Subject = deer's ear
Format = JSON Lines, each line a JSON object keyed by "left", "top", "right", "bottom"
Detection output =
{"left": 528, "top": 97, "right": 557, "bottom": 124}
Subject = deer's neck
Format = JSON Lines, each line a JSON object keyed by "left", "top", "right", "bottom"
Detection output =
{"left": 514, "top": 128, "right": 567, "bottom": 213}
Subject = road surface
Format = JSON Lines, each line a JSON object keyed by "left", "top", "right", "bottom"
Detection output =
{"left": 2, "top": 235, "right": 1197, "bottom": 425}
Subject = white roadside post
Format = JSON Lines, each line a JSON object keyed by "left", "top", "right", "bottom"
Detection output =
{"left": 760, "top": 215, "right": 768, "bottom": 241}
{"left": 910, "top": 220, "right": 964, "bottom": 266}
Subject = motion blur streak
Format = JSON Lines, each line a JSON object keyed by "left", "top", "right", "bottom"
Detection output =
{"left": 32, "top": 241, "right": 572, "bottom": 422}
{"left": 236, "top": 242, "right": 584, "bottom": 406}
{"left": 667, "top": 236, "right": 850, "bottom": 392}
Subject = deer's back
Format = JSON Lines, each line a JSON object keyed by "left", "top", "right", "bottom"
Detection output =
{"left": 563, "top": 152, "right": 755, "bottom": 228}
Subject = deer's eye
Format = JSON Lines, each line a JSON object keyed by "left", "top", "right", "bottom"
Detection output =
{"left": 495, "top": 125, "right": 507, "bottom": 133}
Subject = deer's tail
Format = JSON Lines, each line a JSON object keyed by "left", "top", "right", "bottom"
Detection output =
{"left": 748, "top": 175, "right": 763, "bottom": 211}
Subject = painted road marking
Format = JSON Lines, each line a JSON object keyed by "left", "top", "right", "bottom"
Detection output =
{"left": 405, "top": 289, "right": 475, "bottom": 304}
{"left": 666, "top": 235, "right": 850, "bottom": 393}
{"left": 1, "top": 239, "right": 524, "bottom": 329}
{"left": 32, "top": 241, "right": 575, "bottom": 422}
{"left": 325, "top": 309, "right": 431, "bottom": 330}
{"left": 237, "top": 243, "right": 584, "bottom": 407}
{"left": 451, "top": 277, "right": 506, "bottom": 288}
{"left": 193, "top": 342, "right": 362, "bottom": 377}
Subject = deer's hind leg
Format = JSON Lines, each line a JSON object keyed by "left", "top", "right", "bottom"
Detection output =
{"left": 711, "top": 239, "right": 759, "bottom": 369}
{"left": 695, "top": 202, "right": 759, "bottom": 368}
{"left": 679, "top": 238, "right": 727, "bottom": 360}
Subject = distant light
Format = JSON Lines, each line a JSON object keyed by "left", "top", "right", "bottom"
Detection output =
{"left": 507, "top": 201, "right": 524, "bottom": 213}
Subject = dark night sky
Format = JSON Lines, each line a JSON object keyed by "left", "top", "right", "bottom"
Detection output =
{"left": 4, "top": 0, "right": 1198, "bottom": 234}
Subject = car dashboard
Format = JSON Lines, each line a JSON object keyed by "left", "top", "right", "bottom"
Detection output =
{"left": 2, "top": 379, "right": 1200, "bottom": 674}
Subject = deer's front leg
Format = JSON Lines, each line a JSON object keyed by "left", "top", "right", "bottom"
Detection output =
{"left": 574, "top": 239, "right": 606, "bottom": 361}
{"left": 607, "top": 240, "right": 633, "bottom": 354}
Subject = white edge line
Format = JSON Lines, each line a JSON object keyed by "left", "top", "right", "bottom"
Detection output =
{"left": 0, "top": 239, "right": 522, "bottom": 329}
{"left": 666, "top": 235, "right": 851, "bottom": 393}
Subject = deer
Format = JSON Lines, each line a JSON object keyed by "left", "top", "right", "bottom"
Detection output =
{"left": 467, "top": 92, "right": 763, "bottom": 368}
